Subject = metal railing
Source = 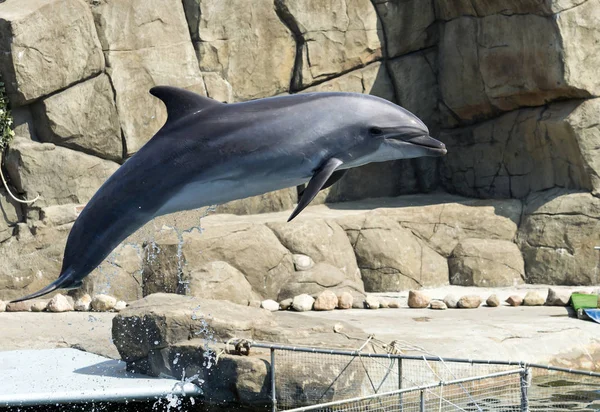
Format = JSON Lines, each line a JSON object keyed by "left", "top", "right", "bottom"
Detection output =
{"left": 250, "top": 342, "right": 600, "bottom": 412}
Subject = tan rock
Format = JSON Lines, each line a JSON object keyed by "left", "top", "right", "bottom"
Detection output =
{"left": 351, "top": 216, "right": 448, "bottom": 292}
{"left": 352, "top": 299, "right": 366, "bottom": 309}
{"left": 5, "top": 140, "right": 119, "bottom": 208}
{"left": 408, "top": 290, "right": 430, "bottom": 308}
{"left": 441, "top": 99, "right": 600, "bottom": 198}
{"left": 277, "top": 263, "right": 364, "bottom": 301}
{"left": 430, "top": 300, "right": 447, "bottom": 310}
{"left": 90, "top": 0, "right": 205, "bottom": 155}
{"left": 545, "top": 288, "right": 571, "bottom": 306}
{"left": 32, "top": 74, "right": 122, "bottom": 161}
{"left": 30, "top": 300, "right": 48, "bottom": 312}
{"left": 518, "top": 189, "right": 600, "bottom": 285}
{"left": 267, "top": 220, "right": 362, "bottom": 284}
{"left": 183, "top": 261, "right": 260, "bottom": 305}
{"left": 449, "top": 239, "right": 524, "bottom": 287}
{"left": 365, "top": 295, "right": 380, "bottom": 309}
{"left": 374, "top": 0, "right": 436, "bottom": 58}
{"left": 261, "top": 299, "right": 280, "bottom": 312}
{"left": 388, "top": 299, "right": 400, "bottom": 309}
{"left": 0, "top": 0, "right": 104, "bottom": 106}
{"left": 379, "top": 298, "right": 389, "bottom": 309}
{"left": 6, "top": 301, "right": 34, "bottom": 312}
{"left": 486, "top": 294, "right": 500, "bottom": 307}
{"left": 458, "top": 295, "right": 482, "bottom": 309}
{"left": 114, "top": 301, "right": 127, "bottom": 312}
{"left": 388, "top": 49, "right": 439, "bottom": 128}
{"left": 193, "top": 0, "right": 295, "bottom": 100}
{"left": 292, "top": 294, "right": 315, "bottom": 312}
{"left": 278, "top": 0, "right": 382, "bottom": 89}
{"left": 158, "top": 223, "right": 294, "bottom": 300}
{"left": 506, "top": 295, "right": 523, "bottom": 307}
{"left": 0, "top": 300, "right": 5, "bottom": 312}
{"left": 74, "top": 294, "right": 92, "bottom": 312}
{"left": 443, "top": 294, "right": 458, "bottom": 309}
{"left": 47, "top": 294, "right": 73, "bottom": 312}
{"left": 439, "top": 10, "right": 597, "bottom": 124}
{"left": 337, "top": 194, "right": 521, "bottom": 257}
{"left": 314, "top": 290, "right": 338, "bottom": 311}
{"left": 279, "top": 298, "right": 293, "bottom": 310}
{"left": 292, "top": 254, "right": 314, "bottom": 271}
{"left": 73, "top": 244, "right": 143, "bottom": 302}
{"left": 92, "top": 294, "right": 117, "bottom": 312}
{"left": 523, "top": 291, "right": 545, "bottom": 306}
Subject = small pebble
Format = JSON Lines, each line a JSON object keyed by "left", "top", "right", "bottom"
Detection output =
{"left": 443, "top": 294, "right": 458, "bottom": 309}
{"left": 47, "top": 294, "right": 74, "bottom": 313}
{"left": 523, "top": 291, "right": 545, "bottom": 306}
{"left": 457, "top": 295, "right": 482, "bottom": 309}
{"left": 114, "top": 301, "right": 127, "bottom": 312}
{"left": 408, "top": 290, "right": 430, "bottom": 308}
{"left": 506, "top": 295, "right": 523, "bottom": 307}
{"left": 92, "top": 294, "right": 117, "bottom": 312}
{"left": 365, "top": 295, "right": 380, "bottom": 309}
{"left": 279, "top": 298, "right": 293, "bottom": 310}
{"left": 0, "top": 300, "right": 5, "bottom": 312}
{"left": 74, "top": 294, "right": 92, "bottom": 312}
{"left": 30, "top": 301, "right": 48, "bottom": 312}
{"left": 261, "top": 299, "right": 280, "bottom": 312}
{"left": 430, "top": 300, "right": 447, "bottom": 310}
{"left": 486, "top": 294, "right": 500, "bottom": 307}
{"left": 336, "top": 292, "right": 353, "bottom": 309}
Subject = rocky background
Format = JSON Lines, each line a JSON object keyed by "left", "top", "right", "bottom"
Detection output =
{"left": 0, "top": 0, "right": 599, "bottom": 302}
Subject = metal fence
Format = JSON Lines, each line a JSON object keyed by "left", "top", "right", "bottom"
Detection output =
{"left": 250, "top": 343, "right": 600, "bottom": 412}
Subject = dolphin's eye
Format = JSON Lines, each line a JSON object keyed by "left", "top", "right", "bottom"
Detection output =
{"left": 369, "top": 127, "right": 383, "bottom": 136}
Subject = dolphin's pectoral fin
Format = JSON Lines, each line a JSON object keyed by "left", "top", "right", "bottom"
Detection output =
{"left": 298, "top": 169, "right": 347, "bottom": 198}
{"left": 150, "top": 86, "right": 223, "bottom": 129}
{"left": 288, "top": 158, "right": 344, "bottom": 222}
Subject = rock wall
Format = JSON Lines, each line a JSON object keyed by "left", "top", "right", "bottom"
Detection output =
{"left": 0, "top": 0, "right": 599, "bottom": 300}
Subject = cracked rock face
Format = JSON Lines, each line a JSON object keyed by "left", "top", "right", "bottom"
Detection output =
{"left": 90, "top": 0, "right": 206, "bottom": 155}
{"left": 186, "top": 0, "right": 296, "bottom": 101}
{"left": 518, "top": 189, "right": 600, "bottom": 285}
{"left": 438, "top": 3, "right": 600, "bottom": 124}
{"left": 449, "top": 238, "right": 525, "bottom": 287}
{"left": 0, "top": 0, "right": 104, "bottom": 106}
{"left": 277, "top": 0, "right": 383, "bottom": 90}
{"left": 441, "top": 99, "right": 600, "bottom": 198}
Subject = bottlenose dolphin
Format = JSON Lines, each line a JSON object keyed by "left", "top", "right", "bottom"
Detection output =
{"left": 11, "top": 87, "right": 446, "bottom": 302}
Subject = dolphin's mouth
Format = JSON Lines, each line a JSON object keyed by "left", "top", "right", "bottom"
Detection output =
{"left": 389, "top": 134, "right": 447, "bottom": 155}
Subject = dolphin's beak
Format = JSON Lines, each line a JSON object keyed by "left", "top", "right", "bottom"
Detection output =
{"left": 406, "top": 135, "right": 447, "bottom": 155}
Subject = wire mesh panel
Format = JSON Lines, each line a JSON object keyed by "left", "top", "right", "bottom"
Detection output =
{"left": 527, "top": 367, "right": 600, "bottom": 411}
{"left": 282, "top": 369, "right": 524, "bottom": 412}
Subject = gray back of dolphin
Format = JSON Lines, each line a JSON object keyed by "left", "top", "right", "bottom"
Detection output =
{"left": 11, "top": 87, "right": 446, "bottom": 302}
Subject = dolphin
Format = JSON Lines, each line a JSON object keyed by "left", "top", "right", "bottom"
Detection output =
{"left": 11, "top": 87, "right": 446, "bottom": 302}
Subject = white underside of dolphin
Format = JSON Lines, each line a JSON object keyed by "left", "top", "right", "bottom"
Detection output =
{"left": 11, "top": 86, "right": 446, "bottom": 302}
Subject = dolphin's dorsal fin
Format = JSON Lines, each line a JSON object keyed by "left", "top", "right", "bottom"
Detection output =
{"left": 150, "top": 86, "right": 222, "bottom": 126}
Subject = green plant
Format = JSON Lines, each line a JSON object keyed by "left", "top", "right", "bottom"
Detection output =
{"left": 0, "top": 80, "right": 14, "bottom": 152}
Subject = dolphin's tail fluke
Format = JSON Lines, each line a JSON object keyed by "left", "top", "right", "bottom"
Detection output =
{"left": 9, "top": 271, "right": 78, "bottom": 303}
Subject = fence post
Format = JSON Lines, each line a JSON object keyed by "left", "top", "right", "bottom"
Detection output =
{"left": 520, "top": 367, "right": 530, "bottom": 412}
{"left": 420, "top": 389, "right": 425, "bottom": 412}
{"left": 398, "top": 358, "right": 403, "bottom": 411}
{"left": 271, "top": 348, "right": 277, "bottom": 412}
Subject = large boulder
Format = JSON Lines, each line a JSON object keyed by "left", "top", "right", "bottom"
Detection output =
{"left": 183, "top": 261, "right": 261, "bottom": 305}
{"left": 71, "top": 244, "right": 143, "bottom": 302}
{"left": 186, "top": 0, "right": 296, "bottom": 101}
{"left": 440, "top": 99, "right": 600, "bottom": 198}
{"left": 4, "top": 140, "right": 119, "bottom": 207}
{"left": 518, "top": 189, "right": 600, "bottom": 285}
{"left": 147, "top": 223, "right": 295, "bottom": 299}
{"left": 90, "top": 0, "right": 206, "bottom": 155}
{"left": 337, "top": 193, "right": 521, "bottom": 257}
{"left": 277, "top": 263, "right": 364, "bottom": 301}
{"left": 267, "top": 219, "right": 362, "bottom": 284}
{"left": 0, "top": 0, "right": 104, "bottom": 106}
{"left": 32, "top": 74, "right": 122, "bottom": 161}
{"left": 348, "top": 215, "right": 448, "bottom": 292}
{"left": 449, "top": 239, "right": 525, "bottom": 287}
{"left": 277, "top": 0, "right": 382, "bottom": 89}
{"left": 438, "top": 4, "right": 600, "bottom": 124}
